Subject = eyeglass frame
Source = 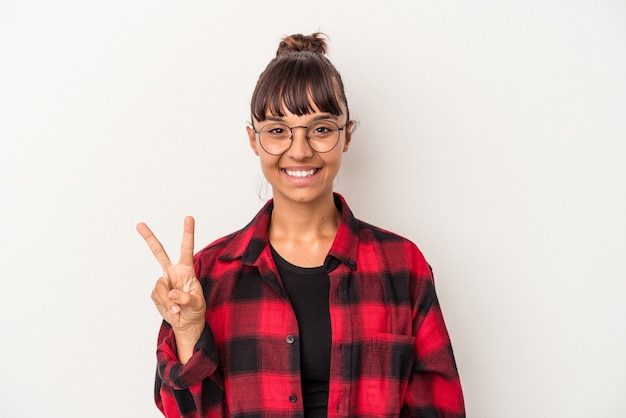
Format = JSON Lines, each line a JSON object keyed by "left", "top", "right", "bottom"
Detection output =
{"left": 251, "top": 119, "right": 349, "bottom": 156}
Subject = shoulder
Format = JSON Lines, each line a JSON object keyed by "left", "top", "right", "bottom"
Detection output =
{"left": 356, "top": 218, "right": 412, "bottom": 243}
{"left": 194, "top": 229, "right": 243, "bottom": 262}
{"left": 192, "top": 199, "right": 273, "bottom": 269}
{"left": 335, "top": 193, "right": 431, "bottom": 276}
{"left": 355, "top": 218, "right": 432, "bottom": 276}
{"left": 355, "top": 217, "right": 420, "bottom": 251}
{"left": 191, "top": 228, "right": 249, "bottom": 278}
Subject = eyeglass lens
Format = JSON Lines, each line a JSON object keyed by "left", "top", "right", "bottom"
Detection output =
{"left": 259, "top": 120, "right": 341, "bottom": 155}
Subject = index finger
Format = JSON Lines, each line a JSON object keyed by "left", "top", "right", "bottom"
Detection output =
{"left": 179, "top": 216, "right": 195, "bottom": 265}
{"left": 136, "top": 222, "right": 173, "bottom": 270}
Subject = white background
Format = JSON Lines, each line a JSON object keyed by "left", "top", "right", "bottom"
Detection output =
{"left": 1, "top": 1, "right": 625, "bottom": 417}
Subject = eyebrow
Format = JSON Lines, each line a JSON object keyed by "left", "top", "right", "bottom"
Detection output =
{"left": 265, "top": 113, "right": 339, "bottom": 123}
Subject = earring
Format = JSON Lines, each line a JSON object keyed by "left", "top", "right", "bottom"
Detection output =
{"left": 257, "top": 176, "right": 271, "bottom": 201}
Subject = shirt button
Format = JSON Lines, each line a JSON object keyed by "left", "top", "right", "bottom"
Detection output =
{"left": 286, "top": 335, "right": 295, "bottom": 344}
{"left": 289, "top": 394, "right": 297, "bottom": 403}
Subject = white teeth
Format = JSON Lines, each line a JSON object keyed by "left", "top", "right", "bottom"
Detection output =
{"left": 285, "top": 169, "right": 317, "bottom": 178}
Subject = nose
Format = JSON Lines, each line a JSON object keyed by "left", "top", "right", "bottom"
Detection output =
{"left": 286, "top": 126, "right": 313, "bottom": 158}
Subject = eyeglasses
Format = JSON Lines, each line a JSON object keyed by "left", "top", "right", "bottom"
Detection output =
{"left": 253, "top": 120, "right": 347, "bottom": 155}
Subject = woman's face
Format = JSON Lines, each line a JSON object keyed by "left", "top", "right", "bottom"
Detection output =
{"left": 247, "top": 104, "right": 353, "bottom": 207}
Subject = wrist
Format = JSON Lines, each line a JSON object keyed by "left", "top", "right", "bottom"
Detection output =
{"left": 173, "top": 323, "right": 205, "bottom": 364}
{"left": 175, "top": 319, "right": 204, "bottom": 336}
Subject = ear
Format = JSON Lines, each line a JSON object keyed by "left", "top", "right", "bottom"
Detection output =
{"left": 342, "top": 120, "right": 356, "bottom": 152}
{"left": 246, "top": 126, "right": 259, "bottom": 156}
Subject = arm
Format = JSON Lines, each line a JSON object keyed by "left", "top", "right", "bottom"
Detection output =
{"left": 155, "top": 321, "right": 225, "bottom": 418}
{"left": 402, "top": 264, "right": 465, "bottom": 417}
{"left": 137, "top": 217, "right": 225, "bottom": 417}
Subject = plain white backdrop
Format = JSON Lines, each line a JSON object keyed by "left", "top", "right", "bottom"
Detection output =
{"left": 1, "top": 1, "right": 625, "bottom": 417}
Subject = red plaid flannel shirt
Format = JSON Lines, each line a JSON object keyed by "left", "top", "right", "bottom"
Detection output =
{"left": 155, "top": 193, "right": 465, "bottom": 417}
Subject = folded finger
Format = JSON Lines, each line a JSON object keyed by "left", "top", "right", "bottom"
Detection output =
{"left": 152, "top": 278, "right": 179, "bottom": 314}
{"left": 151, "top": 290, "right": 169, "bottom": 318}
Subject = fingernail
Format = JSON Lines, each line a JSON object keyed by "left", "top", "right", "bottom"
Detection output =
{"left": 171, "top": 305, "right": 180, "bottom": 314}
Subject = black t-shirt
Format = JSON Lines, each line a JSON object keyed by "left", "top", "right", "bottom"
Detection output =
{"left": 271, "top": 246, "right": 331, "bottom": 417}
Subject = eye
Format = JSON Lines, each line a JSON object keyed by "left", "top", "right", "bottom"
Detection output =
{"left": 313, "top": 126, "right": 332, "bottom": 133}
{"left": 263, "top": 124, "right": 290, "bottom": 136}
{"left": 310, "top": 121, "right": 337, "bottom": 136}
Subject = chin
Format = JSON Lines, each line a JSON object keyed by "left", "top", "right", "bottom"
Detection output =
{"left": 274, "top": 187, "right": 331, "bottom": 205}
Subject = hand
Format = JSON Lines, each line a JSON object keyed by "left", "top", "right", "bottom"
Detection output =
{"left": 137, "top": 217, "right": 206, "bottom": 354}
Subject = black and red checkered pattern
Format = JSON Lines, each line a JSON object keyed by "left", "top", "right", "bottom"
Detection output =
{"left": 154, "top": 194, "right": 465, "bottom": 417}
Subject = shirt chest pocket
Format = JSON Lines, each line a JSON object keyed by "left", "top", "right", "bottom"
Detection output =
{"left": 360, "top": 333, "right": 415, "bottom": 415}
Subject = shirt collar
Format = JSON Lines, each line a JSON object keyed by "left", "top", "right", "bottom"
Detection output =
{"left": 218, "top": 193, "right": 359, "bottom": 271}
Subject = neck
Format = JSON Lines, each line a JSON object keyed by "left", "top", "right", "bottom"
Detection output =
{"left": 268, "top": 192, "right": 340, "bottom": 267}
{"left": 270, "top": 193, "right": 340, "bottom": 239}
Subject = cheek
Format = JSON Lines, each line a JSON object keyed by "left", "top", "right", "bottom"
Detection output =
{"left": 326, "top": 150, "right": 344, "bottom": 168}
{"left": 259, "top": 154, "right": 281, "bottom": 171}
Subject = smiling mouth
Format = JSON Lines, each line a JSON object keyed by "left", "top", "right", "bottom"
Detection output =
{"left": 283, "top": 168, "right": 319, "bottom": 178}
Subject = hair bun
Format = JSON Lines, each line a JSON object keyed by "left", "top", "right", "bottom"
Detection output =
{"left": 276, "top": 32, "right": 328, "bottom": 57}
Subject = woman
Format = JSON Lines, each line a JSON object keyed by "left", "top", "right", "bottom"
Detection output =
{"left": 137, "top": 33, "right": 465, "bottom": 417}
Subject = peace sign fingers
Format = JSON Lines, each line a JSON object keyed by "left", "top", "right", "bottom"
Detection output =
{"left": 179, "top": 216, "right": 195, "bottom": 266}
{"left": 137, "top": 217, "right": 206, "bottom": 364}
{"left": 136, "top": 221, "right": 173, "bottom": 270}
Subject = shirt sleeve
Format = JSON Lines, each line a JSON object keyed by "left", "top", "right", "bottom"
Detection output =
{"left": 402, "top": 261, "right": 466, "bottom": 416}
{"left": 154, "top": 321, "right": 225, "bottom": 418}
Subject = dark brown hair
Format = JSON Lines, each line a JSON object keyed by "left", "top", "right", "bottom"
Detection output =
{"left": 250, "top": 33, "right": 350, "bottom": 124}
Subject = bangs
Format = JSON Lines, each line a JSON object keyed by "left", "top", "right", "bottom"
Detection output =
{"left": 251, "top": 52, "right": 345, "bottom": 122}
